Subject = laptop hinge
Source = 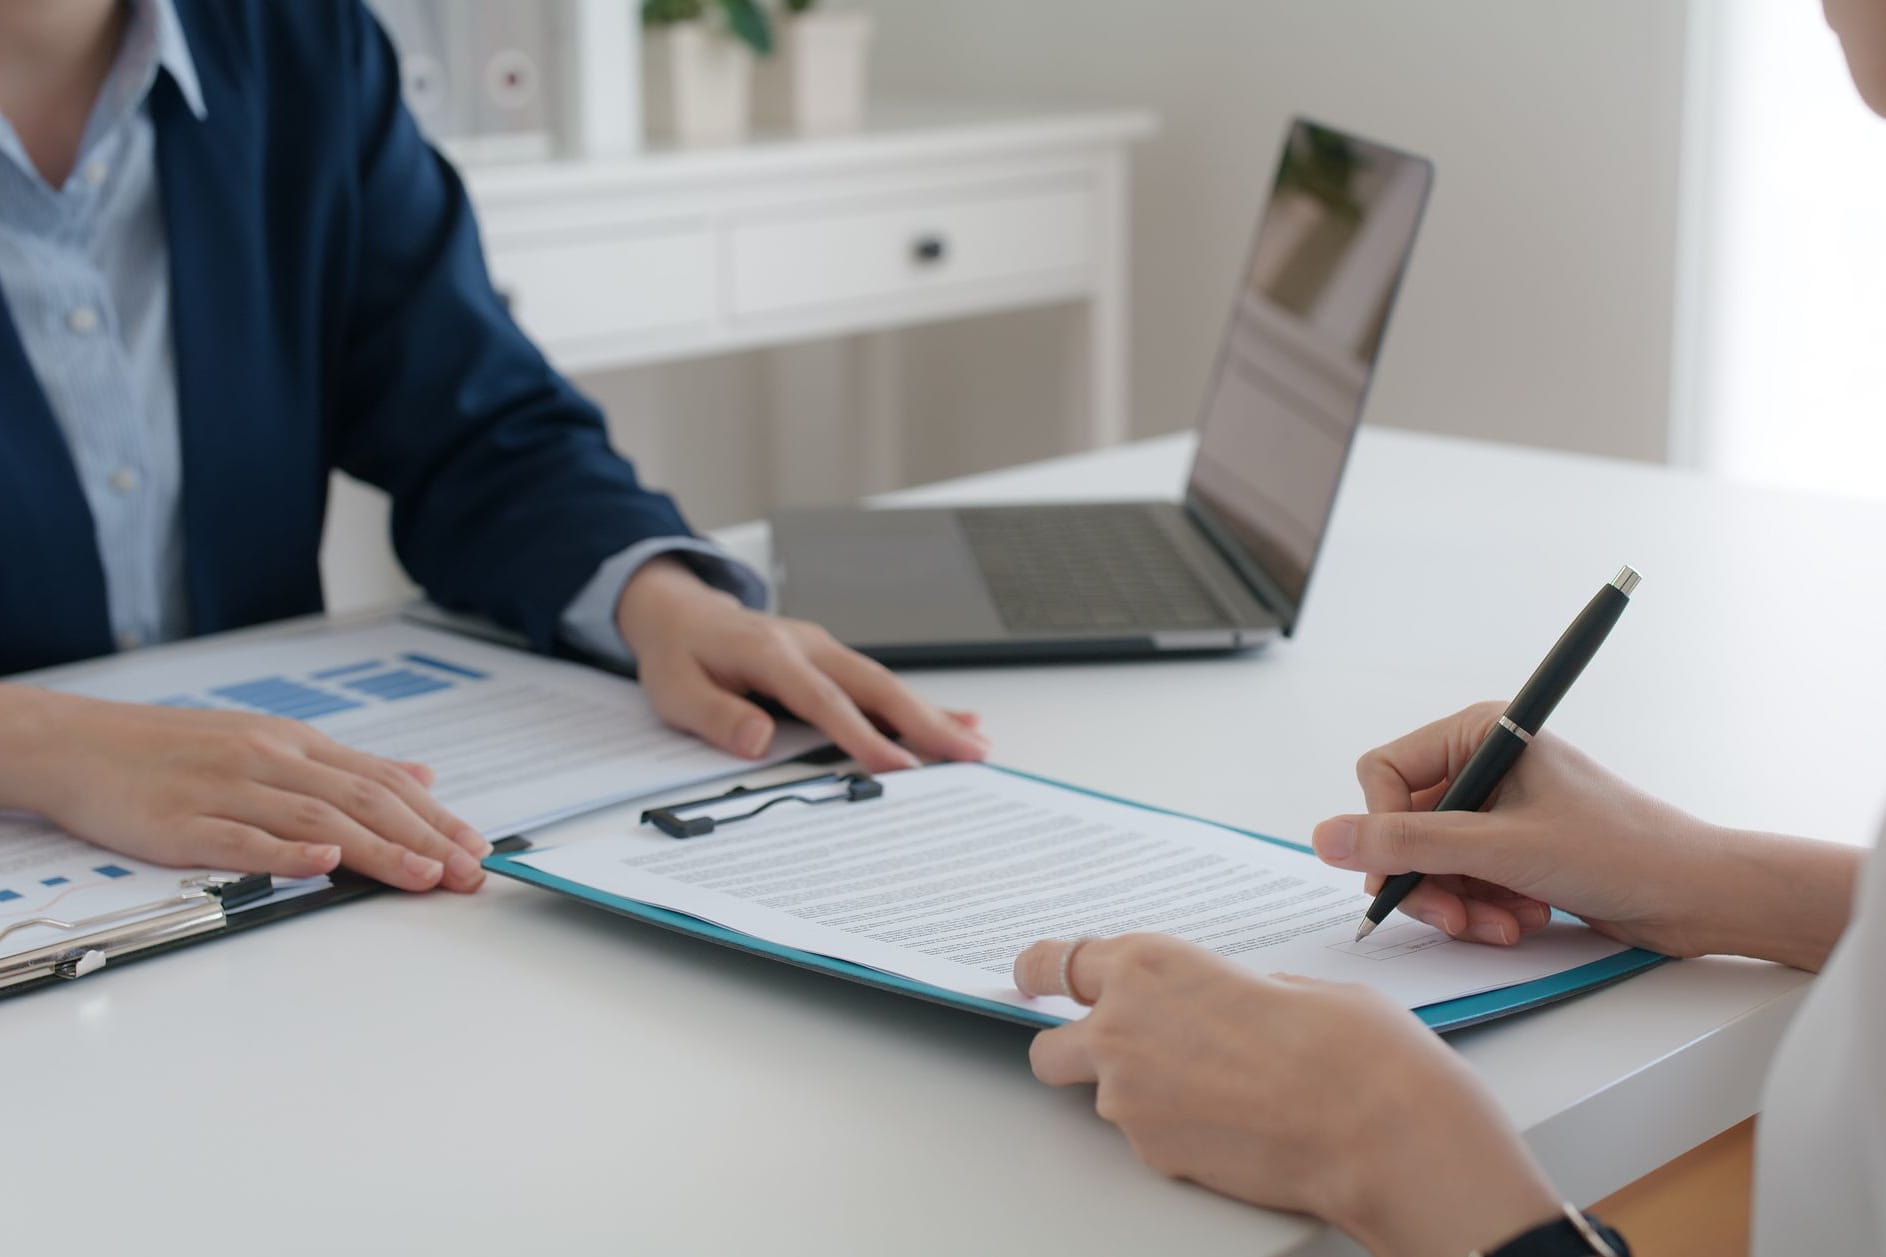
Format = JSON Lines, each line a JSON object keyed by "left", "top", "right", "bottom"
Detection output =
{"left": 1183, "top": 497, "right": 1302, "bottom": 635}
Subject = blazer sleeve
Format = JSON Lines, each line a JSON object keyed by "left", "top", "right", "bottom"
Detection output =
{"left": 323, "top": 3, "right": 695, "bottom": 652}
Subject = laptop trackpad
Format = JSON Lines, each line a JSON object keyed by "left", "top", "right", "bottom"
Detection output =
{"left": 775, "top": 509, "right": 1007, "bottom": 645}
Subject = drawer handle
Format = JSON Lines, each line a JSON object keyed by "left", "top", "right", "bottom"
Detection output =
{"left": 911, "top": 235, "right": 948, "bottom": 266}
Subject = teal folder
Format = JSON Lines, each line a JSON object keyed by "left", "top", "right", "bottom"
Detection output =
{"left": 484, "top": 764, "right": 1666, "bottom": 1033}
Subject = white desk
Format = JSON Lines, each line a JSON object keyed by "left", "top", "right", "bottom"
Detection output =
{"left": 9, "top": 429, "right": 1884, "bottom": 1255}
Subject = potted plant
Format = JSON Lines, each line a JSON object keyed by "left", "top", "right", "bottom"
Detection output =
{"left": 754, "top": 0, "right": 875, "bottom": 135}
{"left": 641, "top": 0, "right": 773, "bottom": 146}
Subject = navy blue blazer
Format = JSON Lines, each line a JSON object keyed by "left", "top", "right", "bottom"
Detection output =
{"left": 0, "top": 0, "right": 695, "bottom": 677}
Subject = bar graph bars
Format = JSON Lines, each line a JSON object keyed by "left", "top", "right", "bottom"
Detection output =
{"left": 147, "top": 652, "right": 489, "bottom": 723}
{"left": 1, "top": 863, "right": 141, "bottom": 923}
{"left": 397, "top": 652, "right": 487, "bottom": 680}
{"left": 312, "top": 660, "right": 382, "bottom": 680}
{"left": 211, "top": 678, "right": 366, "bottom": 720}
{"left": 343, "top": 668, "right": 453, "bottom": 701}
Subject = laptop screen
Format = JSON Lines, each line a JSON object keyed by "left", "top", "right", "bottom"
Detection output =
{"left": 1185, "top": 119, "right": 1432, "bottom": 630}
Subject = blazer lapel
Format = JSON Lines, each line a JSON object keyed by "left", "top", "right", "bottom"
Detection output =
{"left": 0, "top": 293, "right": 114, "bottom": 670}
{"left": 150, "top": 63, "right": 292, "bottom": 636}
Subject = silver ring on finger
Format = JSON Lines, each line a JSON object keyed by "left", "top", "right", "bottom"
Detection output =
{"left": 1059, "top": 937, "right": 1096, "bottom": 1005}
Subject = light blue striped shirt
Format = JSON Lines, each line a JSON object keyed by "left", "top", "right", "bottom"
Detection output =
{"left": 0, "top": 0, "right": 199, "bottom": 652}
{"left": 0, "top": 0, "right": 762, "bottom": 664}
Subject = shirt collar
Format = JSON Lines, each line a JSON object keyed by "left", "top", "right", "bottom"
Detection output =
{"left": 60, "top": 0, "right": 205, "bottom": 170}
{"left": 90, "top": 0, "right": 208, "bottom": 133}
{"left": 148, "top": 0, "right": 208, "bottom": 121}
{"left": 0, "top": 0, "right": 204, "bottom": 196}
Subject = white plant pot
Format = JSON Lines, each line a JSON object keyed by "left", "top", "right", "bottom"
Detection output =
{"left": 642, "top": 23, "right": 755, "bottom": 147}
{"left": 754, "top": 10, "right": 874, "bottom": 135}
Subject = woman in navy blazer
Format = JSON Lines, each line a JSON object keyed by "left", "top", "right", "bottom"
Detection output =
{"left": 0, "top": 0, "right": 985, "bottom": 893}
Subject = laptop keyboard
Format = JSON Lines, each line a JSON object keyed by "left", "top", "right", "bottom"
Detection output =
{"left": 958, "top": 506, "right": 1233, "bottom": 633}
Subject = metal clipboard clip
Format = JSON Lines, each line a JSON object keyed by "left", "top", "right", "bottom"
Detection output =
{"left": 0, "top": 872, "right": 275, "bottom": 991}
{"left": 641, "top": 771, "right": 884, "bottom": 839}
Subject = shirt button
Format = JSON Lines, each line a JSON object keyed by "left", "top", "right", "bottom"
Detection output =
{"left": 67, "top": 306, "right": 100, "bottom": 335}
{"left": 83, "top": 160, "right": 110, "bottom": 187}
{"left": 115, "top": 630, "right": 144, "bottom": 652}
{"left": 109, "top": 466, "right": 141, "bottom": 494}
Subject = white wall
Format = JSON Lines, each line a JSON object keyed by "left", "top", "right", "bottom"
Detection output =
{"left": 871, "top": 0, "right": 1692, "bottom": 463}
{"left": 1674, "top": 0, "right": 1886, "bottom": 501}
{"left": 322, "top": 2, "right": 1697, "bottom": 610}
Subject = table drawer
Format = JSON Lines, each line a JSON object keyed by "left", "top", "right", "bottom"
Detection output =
{"left": 489, "top": 225, "right": 717, "bottom": 347}
{"left": 728, "top": 182, "right": 1092, "bottom": 320}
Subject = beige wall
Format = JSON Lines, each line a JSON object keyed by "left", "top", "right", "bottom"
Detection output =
{"left": 870, "top": 0, "right": 1691, "bottom": 463}
{"left": 322, "top": 2, "right": 1695, "bottom": 610}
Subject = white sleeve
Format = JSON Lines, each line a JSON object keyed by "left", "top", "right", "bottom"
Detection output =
{"left": 557, "top": 538, "right": 769, "bottom": 667}
{"left": 1751, "top": 820, "right": 1886, "bottom": 1256}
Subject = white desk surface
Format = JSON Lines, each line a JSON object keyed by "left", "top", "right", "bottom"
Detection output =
{"left": 8, "top": 428, "right": 1883, "bottom": 1255}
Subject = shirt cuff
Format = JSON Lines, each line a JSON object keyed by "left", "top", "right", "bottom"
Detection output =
{"left": 558, "top": 537, "right": 770, "bottom": 667}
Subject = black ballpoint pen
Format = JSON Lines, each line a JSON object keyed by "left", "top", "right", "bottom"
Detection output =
{"left": 1354, "top": 565, "right": 1641, "bottom": 941}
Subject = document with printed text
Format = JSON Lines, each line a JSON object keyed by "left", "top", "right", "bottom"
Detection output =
{"left": 515, "top": 763, "right": 1631, "bottom": 1019}
{"left": 4, "top": 618, "right": 825, "bottom": 961}
{"left": 32, "top": 619, "right": 826, "bottom": 841}
{"left": 0, "top": 813, "right": 330, "bottom": 960}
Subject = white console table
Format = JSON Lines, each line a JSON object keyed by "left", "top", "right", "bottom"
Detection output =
{"left": 318, "top": 104, "right": 1153, "bottom": 626}
{"left": 463, "top": 104, "right": 1156, "bottom": 465}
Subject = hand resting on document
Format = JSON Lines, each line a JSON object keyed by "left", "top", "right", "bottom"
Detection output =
{"left": 0, "top": 560, "right": 989, "bottom": 897}
{"left": 1011, "top": 933, "right": 1561, "bottom": 1257}
{"left": 0, "top": 687, "right": 490, "bottom": 892}
{"left": 615, "top": 556, "right": 990, "bottom": 773}
{"left": 1010, "top": 704, "right": 1862, "bottom": 1254}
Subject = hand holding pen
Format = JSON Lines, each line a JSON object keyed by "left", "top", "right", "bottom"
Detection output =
{"left": 1310, "top": 569, "right": 1654, "bottom": 946}
{"left": 1350, "top": 567, "right": 1640, "bottom": 939}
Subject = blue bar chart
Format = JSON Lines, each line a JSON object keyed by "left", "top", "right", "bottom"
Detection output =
{"left": 0, "top": 850, "right": 151, "bottom": 931}
{"left": 151, "top": 652, "right": 489, "bottom": 722}
{"left": 211, "top": 677, "right": 365, "bottom": 720}
{"left": 342, "top": 668, "right": 452, "bottom": 701}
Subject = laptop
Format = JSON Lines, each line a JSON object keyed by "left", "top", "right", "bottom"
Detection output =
{"left": 771, "top": 118, "right": 1433, "bottom": 665}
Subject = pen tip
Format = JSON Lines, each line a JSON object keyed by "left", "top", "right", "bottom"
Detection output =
{"left": 1354, "top": 920, "right": 1376, "bottom": 942}
{"left": 1611, "top": 565, "right": 1642, "bottom": 596}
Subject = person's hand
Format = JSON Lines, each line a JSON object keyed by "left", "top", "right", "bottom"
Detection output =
{"left": 1308, "top": 703, "right": 1861, "bottom": 970}
{"left": 0, "top": 688, "right": 489, "bottom": 892}
{"left": 616, "top": 557, "right": 990, "bottom": 773}
{"left": 1012, "top": 934, "right": 1561, "bottom": 1257}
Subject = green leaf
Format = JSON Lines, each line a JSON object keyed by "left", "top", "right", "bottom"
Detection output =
{"left": 719, "top": 0, "right": 773, "bottom": 54}
{"left": 642, "top": 0, "right": 705, "bottom": 26}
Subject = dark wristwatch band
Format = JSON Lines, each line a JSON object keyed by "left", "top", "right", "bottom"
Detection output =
{"left": 1474, "top": 1204, "right": 1631, "bottom": 1257}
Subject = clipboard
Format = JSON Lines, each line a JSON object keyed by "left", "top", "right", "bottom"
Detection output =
{"left": 484, "top": 764, "right": 1668, "bottom": 1035}
{"left": 0, "top": 839, "right": 530, "bottom": 1000}
{"left": 0, "top": 871, "right": 375, "bottom": 999}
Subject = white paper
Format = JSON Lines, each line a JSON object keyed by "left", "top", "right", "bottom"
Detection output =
{"left": 37, "top": 620, "right": 826, "bottom": 839}
{"left": 518, "top": 763, "right": 1630, "bottom": 1018}
{"left": 0, "top": 813, "right": 329, "bottom": 959}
